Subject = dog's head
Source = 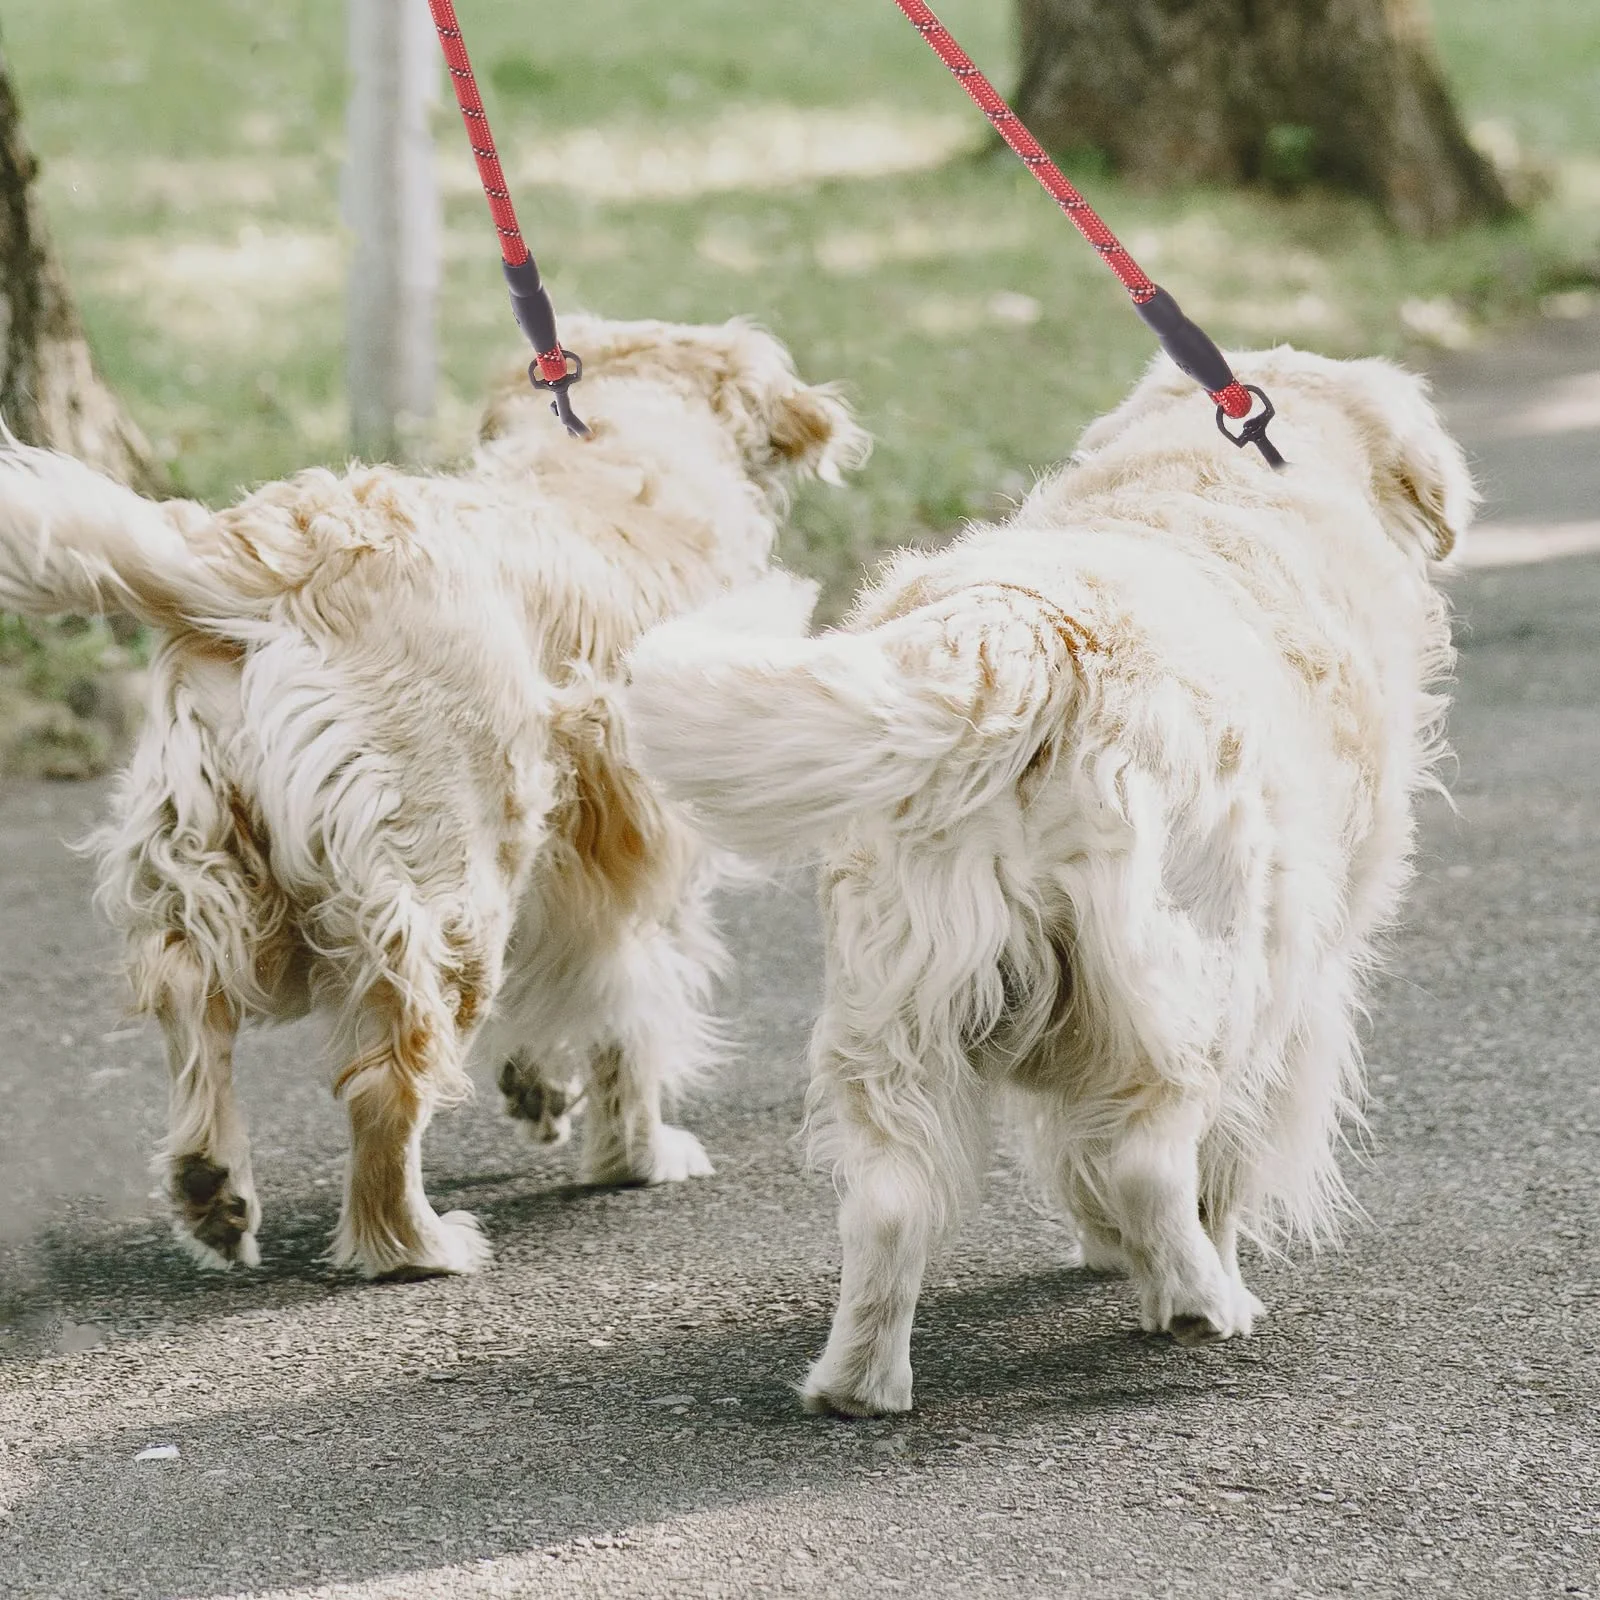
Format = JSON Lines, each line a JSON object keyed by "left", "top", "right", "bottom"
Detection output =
{"left": 478, "top": 315, "right": 869, "bottom": 492}
{"left": 1076, "top": 345, "right": 1477, "bottom": 562}
{"left": 1248, "top": 348, "right": 1477, "bottom": 562}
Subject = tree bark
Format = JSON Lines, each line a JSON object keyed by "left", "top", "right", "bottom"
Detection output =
{"left": 1014, "top": 0, "right": 1512, "bottom": 237}
{"left": 0, "top": 42, "right": 165, "bottom": 492}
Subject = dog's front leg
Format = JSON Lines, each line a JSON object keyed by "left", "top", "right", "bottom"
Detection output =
{"left": 564, "top": 917, "right": 719, "bottom": 1187}
{"left": 497, "top": 1051, "right": 585, "bottom": 1146}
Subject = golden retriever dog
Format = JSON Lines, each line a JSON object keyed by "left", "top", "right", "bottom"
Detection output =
{"left": 625, "top": 347, "right": 1473, "bottom": 1414}
{"left": 0, "top": 315, "right": 865, "bottom": 1278}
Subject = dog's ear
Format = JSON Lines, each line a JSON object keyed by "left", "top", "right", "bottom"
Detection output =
{"left": 715, "top": 323, "right": 871, "bottom": 488}
{"left": 1383, "top": 423, "right": 1476, "bottom": 561}
{"left": 1359, "top": 360, "right": 1478, "bottom": 561}
{"left": 762, "top": 381, "right": 869, "bottom": 487}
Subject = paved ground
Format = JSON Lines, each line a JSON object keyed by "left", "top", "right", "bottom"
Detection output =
{"left": 1, "top": 322, "right": 1598, "bottom": 1599}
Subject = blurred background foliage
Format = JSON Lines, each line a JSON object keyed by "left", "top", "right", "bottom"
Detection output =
{"left": 0, "top": 0, "right": 1596, "bottom": 769}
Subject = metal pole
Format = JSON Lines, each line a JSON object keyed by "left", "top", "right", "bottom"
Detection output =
{"left": 345, "top": 0, "right": 439, "bottom": 462}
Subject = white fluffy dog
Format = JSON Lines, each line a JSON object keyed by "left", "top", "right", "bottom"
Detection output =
{"left": 626, "top": 347, "right": 1473, "bottom": 1414}
{"left": 0, "top": 315, "right": 864, "bottom": 1278}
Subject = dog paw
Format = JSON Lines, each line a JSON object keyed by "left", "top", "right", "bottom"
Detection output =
{"left": 1226, "top": 1279, "right": 1266, "bottom": 1337}
{"left": 396, "top": 1210, "right": 491, "bottom": 1279}
{"left": 643, "top": 1125, "right": 715, "bottom": 1184}
{"left": 170, "top": 1153, "right": 260, "bottom": 1270}
{"left": 1140, "top": 1274, "right": 1261, "bottom": 1344}
{"left": 497, "top": 1057, "right": 583, "bottom": 1147}
{"left": 800, "top": 1357, "right": 913, "bottom": 1418}
{"left": 338, "top": 1209, "right": 492, "bottom": 1280}
{"left": 583, "top": 1123, "right": 714, "bottom": 1187}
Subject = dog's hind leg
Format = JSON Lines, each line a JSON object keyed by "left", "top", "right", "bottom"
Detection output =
{"left": 802, "top": 1041, "right": 989, "bottom": 1418}
{"left": 576, "top": 921, "right": 719, "bottom": 1187}
{"left": 1078, "top": 1094, "right": 1248, "bottom": 1344}
{"left": 100, "top": 649, "right": 278, "bottom": 1269}
{"left": 333, "top": 1056, "right": 489, "bottom": 1280}
{"left": 1044, "top": 815, "right": 1261, "bottom": 1343}
{"left": 329, "top": 990, "right": 492, "bottom": 1280}
{"left": 139, "top": 934, "right": 260, "bottom": 1269}
{"left": 320, "top": 882, "right": 505, "bottom": 1278}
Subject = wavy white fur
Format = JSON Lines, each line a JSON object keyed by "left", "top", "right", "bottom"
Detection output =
{"left": 0, "top": 313, "right": 866, "bottom": 1278}
{"left": 626, "top": 346, "right": 1472, "bottom": 1414}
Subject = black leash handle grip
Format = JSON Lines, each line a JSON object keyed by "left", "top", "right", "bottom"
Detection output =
{"left": 1134, "top": 287, "right": 1285, "bottom": 469}
{"left": 1134, "top": 288, "right": 1236, "bottom": 395}
{"left": 502, "top": 256, "right": 589, "bottom": 438}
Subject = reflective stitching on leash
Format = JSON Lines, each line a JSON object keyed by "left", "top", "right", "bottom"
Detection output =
{"left": 425, "top": 0, "right": 588, "bottom": 434}
{"left": 888, "top": 0, "right": 1285, "bottom": 463}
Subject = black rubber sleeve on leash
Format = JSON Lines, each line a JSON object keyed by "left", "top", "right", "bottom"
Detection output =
{"left": 502, "top": 256, "right": 589, "bottom": 438}
{"left": 1135, "top": 288, "right": 1236, "bottom": 395}
{"left": 502, "top": 256, "right": 560, "bottom": 358}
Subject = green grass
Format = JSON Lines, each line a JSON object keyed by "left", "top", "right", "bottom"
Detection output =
{"left": 2, "top": 0, "right": 1597, "bottom": 625}
{"left": 1437, "top": 0, "right": 1600, "bottom": 156}
{"left": 0, "top": 612, "right": 143, "bottom": 777}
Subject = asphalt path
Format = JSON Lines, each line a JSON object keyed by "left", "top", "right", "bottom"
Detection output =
{"left": 0, "top": 323, "right": 1597, "bottom": 1598}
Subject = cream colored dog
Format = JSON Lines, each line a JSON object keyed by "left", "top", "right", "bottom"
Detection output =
{"left": 626, "top": 347, "right": 1473, "bottom": 1414}
{"left": 0, "top": 315, "right": 864, "bottom": 1278}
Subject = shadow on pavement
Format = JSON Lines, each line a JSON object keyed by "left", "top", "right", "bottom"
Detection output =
{"left": 2, "top": 1261, "right": 1288, "bottom": 1599}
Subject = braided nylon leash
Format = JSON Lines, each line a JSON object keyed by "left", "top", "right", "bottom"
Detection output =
{"left": 427, "top": 0, "right": 588, "bottom": 435}
{"left": 891, "top": 0, "right": 1284, "bottom": 466}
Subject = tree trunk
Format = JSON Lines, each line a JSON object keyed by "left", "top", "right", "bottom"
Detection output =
{"left": 0, "top": 42, "right": 165, "bottom": 492}
{"left": 0, "top": 40, "right": 165, "bottom": 778}
{"left": 1014, "top": 0, "right": 1512, "bottom": 237}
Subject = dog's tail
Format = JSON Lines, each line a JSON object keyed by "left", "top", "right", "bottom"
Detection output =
{"left": 0, "top": 440, "right": 295, "bottom": 629}
{"left": 625, "top": 571, "right": 1091, "bottom": 859}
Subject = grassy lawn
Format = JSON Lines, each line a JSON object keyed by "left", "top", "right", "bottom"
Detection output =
{"left": 2, "top": 0, "right": 1597, "bottom": 632}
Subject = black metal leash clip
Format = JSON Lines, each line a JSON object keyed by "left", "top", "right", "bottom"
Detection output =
{"left": 530, "top": 351, "right": 589, "bottom": 438}
{"left": 1216, "top": 384, "right": 1286, "bottom": 469}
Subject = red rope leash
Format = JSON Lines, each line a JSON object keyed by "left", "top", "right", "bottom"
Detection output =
{"left": 890, "top": 0, "right": 1284, "bottom": 463}
{"left": 427, "top": 0, "right": 588, "bottom": 435}
{"left": 895, "top": 0, "right": 1159, "bottom": 306}
{"left": 427, "top": 0, "right": 530, "bottom": 273}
